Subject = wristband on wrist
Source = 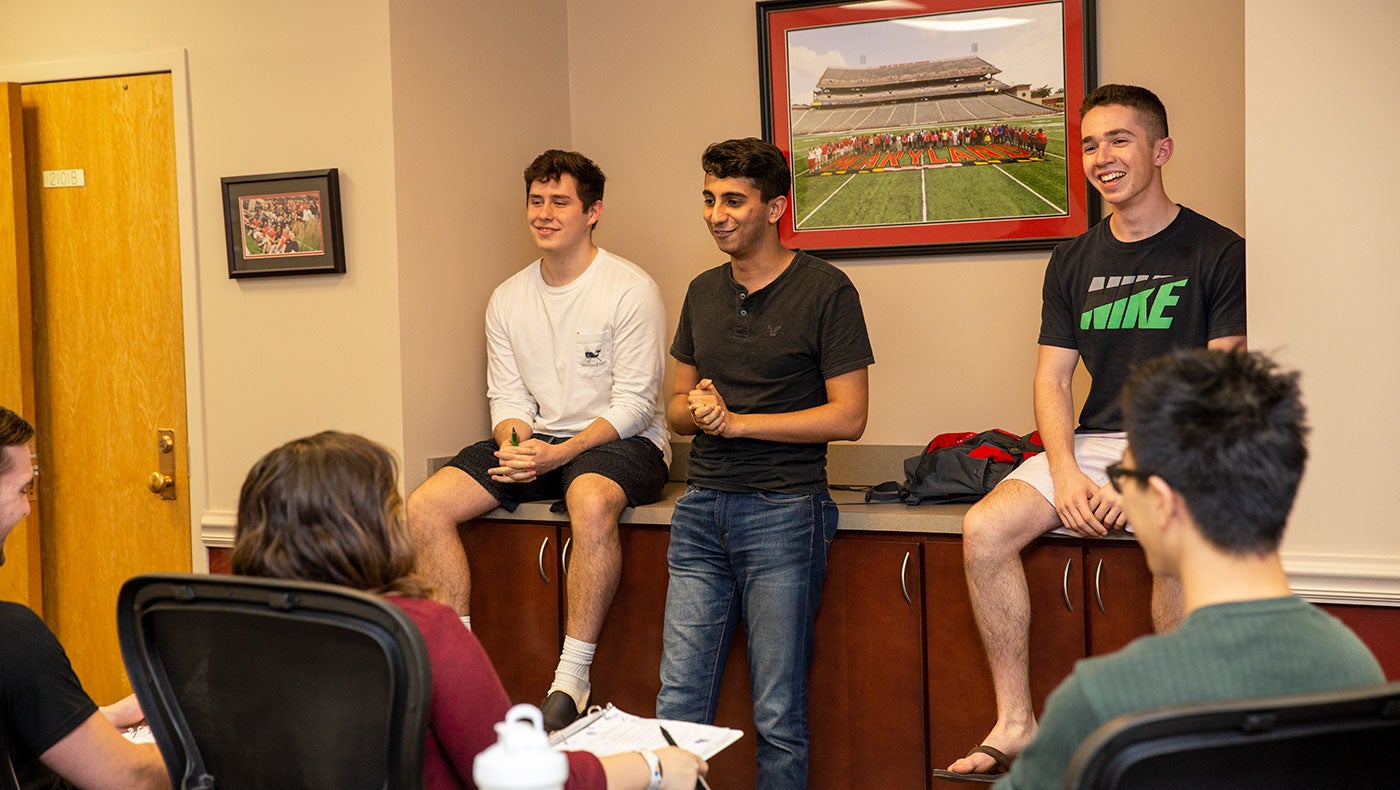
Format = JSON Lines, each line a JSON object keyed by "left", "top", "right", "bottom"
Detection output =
{"left": 637, "top": 748, "right": 663, "bottom": 790}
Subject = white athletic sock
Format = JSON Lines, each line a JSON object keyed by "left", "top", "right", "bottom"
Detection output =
{"left": 548, "top": 636, "right": 595, "bottom": 710}
{"left": 459, "top": 615, "right": 471, "bottom": 631}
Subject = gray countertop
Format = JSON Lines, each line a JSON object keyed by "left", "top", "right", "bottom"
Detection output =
{"left": 483, "top": 480, "right": 974, "bottom": 534}
{"left": 472, "top": 441, "right": 1139, "bottom": 542}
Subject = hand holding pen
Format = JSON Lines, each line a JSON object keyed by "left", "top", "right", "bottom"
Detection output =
{"left": 659, "top": 726, "right": 711, "bottom": 790}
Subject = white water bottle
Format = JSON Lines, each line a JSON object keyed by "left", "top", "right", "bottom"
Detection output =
{"left": 473, "top": 703, "right": 569, "bottom": 790}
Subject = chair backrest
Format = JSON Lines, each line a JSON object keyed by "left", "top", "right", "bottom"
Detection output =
{"left": 117, "top": 573, "right": 433, "bottom": 790}
{"left": 1064, "top": 680, "right": 1400, "bottom": 790}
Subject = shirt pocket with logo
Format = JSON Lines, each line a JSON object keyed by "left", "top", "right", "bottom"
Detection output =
{"left": 574, "top": 330, "right": 612, "bottom": 378}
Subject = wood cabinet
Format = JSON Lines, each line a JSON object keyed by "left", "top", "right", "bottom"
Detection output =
{"left": 468, "top": 523, "right": 927, "bottom": 789}
{"left": 810, "top": 534, "right": 927, "bottom": 788}
{"left": 457, "top": 520, "right": 561, "bottom": 704}
{"left": 924, "top": 539, "right": 1087, "bottom": 773}
{"left": 924, "top": 538, "right": 1153, "bottom": 785}
{"left": 1084, "top": 544, "right": 1154, "bottom": 656}
{"left": 576, "top": 524, "right": 670, "bottom": 716}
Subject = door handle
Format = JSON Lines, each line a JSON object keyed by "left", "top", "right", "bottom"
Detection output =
{"left": 899, "top": 551, "right": 912, "bottom": 605}
{"left": 561, "top": 537, "right": 572, "bottom": 577}
{"left": 1094, "top": 558, "right": 1106, "bottom": 613}
{"left": 149, "top": 428, "right": 176, "bottom": 500}
{"left": 1062, "top": 558, "right": 1075, "bottom": 612}
{"left": 537, "top": 537, "right": 551, "bottom": 584}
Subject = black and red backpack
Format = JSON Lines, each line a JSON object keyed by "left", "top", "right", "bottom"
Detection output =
{"left": 867, "top": 429, "right": 1044, "bottom": 505}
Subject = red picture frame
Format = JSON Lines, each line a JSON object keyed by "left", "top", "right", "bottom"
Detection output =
{"left": 758, "top": 0, "right": 1098, "bottom": 258}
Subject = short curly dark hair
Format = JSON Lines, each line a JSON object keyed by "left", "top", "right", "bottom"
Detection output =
{"left": 523, "top": 149, "right": 606, "bottom": 209}
{"left": 1081, "top": 84, "right": 1169, "bottom": 142}
{"left": 701, "top": 138, "right": 791, "bottom": 202}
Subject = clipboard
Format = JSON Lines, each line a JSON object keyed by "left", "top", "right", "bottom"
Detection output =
{"left": 548, "top": 703, "right": 743, "bottom": 760}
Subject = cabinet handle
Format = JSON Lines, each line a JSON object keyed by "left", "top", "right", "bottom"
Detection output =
{"left": 1062, "top": 558, "right": 1074, "bottom": 612}
{"left": 538, "top": 537, "right": 552, "bottom": 584}
{"left": 561, "top": 537, "right": 572, "bottom": 577}
{"left": 1094, "top": 558, "right": 1106, "bottom": 613}
{"left": 899, "top": 551, "right": 912, "bottom": 605}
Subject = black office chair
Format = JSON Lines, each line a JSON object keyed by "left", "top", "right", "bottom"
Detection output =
{"left": 1064, "top": 680, "right": 1400, "bottom": 789}
{"left": 117, "top": 573, "right": 433, "bottom": 790}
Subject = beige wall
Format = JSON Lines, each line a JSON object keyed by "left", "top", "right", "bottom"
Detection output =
{"left": 391, "top": 0, "right": 572, "bottom": 486}
{"left": 1246, "top": 0, "right": 1400, "bottom": 588}
{"left": 566, "top": 0, "right": 1244, "bottom": 446}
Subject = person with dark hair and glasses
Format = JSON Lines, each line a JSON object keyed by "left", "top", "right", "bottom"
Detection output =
{"left": 407, "top": 150, "right": 671, "bottom": 731}
{"left": 0, "top": 406, "right": 169, "bottom": 790}
{"left": 942, "top": 84, "right": 1248, "bottom": 782}
{"left": 993, "top": 349, "right": 1382, "bottom": 789}
{"left": 656, "top": 138, "right": 874, "bottom": 789}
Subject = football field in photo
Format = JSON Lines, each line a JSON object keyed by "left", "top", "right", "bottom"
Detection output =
{"left": 792, "top": 117, "right": 1070, "bottom": 229}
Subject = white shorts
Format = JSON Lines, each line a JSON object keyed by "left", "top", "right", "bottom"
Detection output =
{"left": 1003, "top": 432, "right": 1129, "bottom": 534}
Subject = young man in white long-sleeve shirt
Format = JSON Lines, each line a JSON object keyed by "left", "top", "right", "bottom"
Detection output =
{"left": 408, "top": 150, "right": 670, "bottom": 732}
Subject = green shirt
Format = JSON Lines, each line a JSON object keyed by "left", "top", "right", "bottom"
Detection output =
{"left": 999, "top": 596, "right": 1384, "bottom": 790}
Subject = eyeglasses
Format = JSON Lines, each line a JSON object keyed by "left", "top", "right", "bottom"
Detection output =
{"left": 1105, "top": 460, "right": 1157, "bottom": 494}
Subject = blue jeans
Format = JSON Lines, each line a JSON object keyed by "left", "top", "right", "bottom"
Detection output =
{"left": 656, "top": 487, "right": 839, "bottom": 790}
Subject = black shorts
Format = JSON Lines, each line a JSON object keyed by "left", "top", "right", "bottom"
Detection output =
{"left": 445, "top": 434, "right": 668, "bottom": 512}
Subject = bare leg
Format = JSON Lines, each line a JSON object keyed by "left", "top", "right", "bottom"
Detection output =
{"left": 1151, "top": 575, "right": 1184, "bottom": 633}
{"left": 405, "top": 467, "right": 499, "bottom": 616}
{"left": 948, "top": 480, "right": 1060, "bottom": 775}
{"left": 561, "top": 473, "right": 628, "bottom": 642}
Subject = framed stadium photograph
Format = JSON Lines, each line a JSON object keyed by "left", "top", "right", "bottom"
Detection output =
{"left": 758, "top": 0, "right": 1098, "bottom": 258}
{"left": 221, "top": 168, "right": 346, "bottom": 278}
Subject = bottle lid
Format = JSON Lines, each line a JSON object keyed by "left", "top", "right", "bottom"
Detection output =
{"left": 473, "top": 703, "right": 570, "bottom": 790}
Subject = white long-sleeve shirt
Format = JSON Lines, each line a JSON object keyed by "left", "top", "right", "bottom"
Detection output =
{"left": 485, "top": 248, "right": 670, "bottom": 463}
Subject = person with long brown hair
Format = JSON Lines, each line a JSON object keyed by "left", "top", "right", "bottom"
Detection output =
{"left": 233, "top": 431, "right": 705, "bottom": 790}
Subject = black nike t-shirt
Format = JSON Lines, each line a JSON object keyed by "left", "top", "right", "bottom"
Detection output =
{"left": 1039, "top": 206, "right": 1246, "bottom": 432}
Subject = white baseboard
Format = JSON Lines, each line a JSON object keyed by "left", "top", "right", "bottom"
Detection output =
{"left": 201, "top": 510, "right": 236, "bottom": 547}
{"left": 1282, "top": 553, "right": 1400, "bottom": 606}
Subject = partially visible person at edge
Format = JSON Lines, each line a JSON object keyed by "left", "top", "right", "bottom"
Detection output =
{"left": 0, "top": 405, "right": 170, "bottom": 790}
{"left": 995, "top": 349, "right": 1383, "bottom": 789}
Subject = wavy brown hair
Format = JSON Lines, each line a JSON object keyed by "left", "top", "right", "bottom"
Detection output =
{"left": 232, "top": 431, "right": 433, "bottom": 599}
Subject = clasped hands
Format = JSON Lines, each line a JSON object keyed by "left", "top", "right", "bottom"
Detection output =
{"left": 687, "top": 378, "right": 732, "bottom": 436}
{"left": 489, "top": 436, "right": 567, "bottom": 483}
{"left": 1053, "top": 469, "right": 1127, "bottom": 537}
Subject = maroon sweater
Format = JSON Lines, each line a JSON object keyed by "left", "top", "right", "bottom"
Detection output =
{"left": 390, "top": 596, "right": 606, "bottom": 789}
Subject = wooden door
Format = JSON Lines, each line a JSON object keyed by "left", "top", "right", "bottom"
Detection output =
{"left": 20, "top": 73, "right": 190, "bottom": 704}
{"left": 0, "top": 82, "right": 41, "bottom": 609}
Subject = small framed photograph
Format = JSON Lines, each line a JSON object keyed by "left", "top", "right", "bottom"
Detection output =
{"left": 758, "top": 0, "right": 1098, "bottom": 258}
{"left": 221, "top": 169, "right": 346, "bottom": 278}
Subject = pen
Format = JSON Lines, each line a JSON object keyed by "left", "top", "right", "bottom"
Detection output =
{"left": 510, "top": 427, "right": 518, "bottom": 446}
{"left": 659, "top": 725, "right": 711, "bottom": 790}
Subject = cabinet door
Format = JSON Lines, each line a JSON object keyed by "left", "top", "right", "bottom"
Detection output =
{"left": 809, "top": 535, "right": 927, "bottom": 788}
{"left": 924, "top": 539, "right": 1085, "bottom": 775}
{"left": 458, "top": 520, "right": 562, "bottom": 704}
{"left": 1084, "top": 543, "right": 1153, "bottom": 656}
{"left": 573, "top": 524, "right": 671, "bottom": 716}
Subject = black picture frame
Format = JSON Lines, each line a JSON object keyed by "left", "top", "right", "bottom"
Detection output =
{"left": 758, "top": 0, "right": 1098, "bottom": 259}
{"left": 221, "top": 168, "right": 346, "bottom": 278}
